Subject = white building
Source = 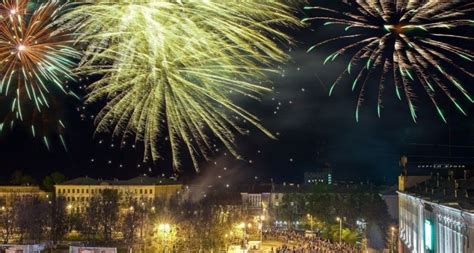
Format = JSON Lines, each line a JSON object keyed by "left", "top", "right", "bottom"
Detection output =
{"left": 398, "top": 175, "right": 474, "bottom": 253}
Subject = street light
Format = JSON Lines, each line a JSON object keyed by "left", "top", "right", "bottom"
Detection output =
{"left": 390, "top": 226, "right": 396, "bottom": 253}
{"left": 258, "top": 215, "right": 265, "bottom": 243}
{"left": 157, "top": 223, "right": 172, "bottom": 253}
{"left": 307, "top": 214, "right": 314, "bottom": 232}
{"left": 158, "top": 223, "right": 171, "bottom": 233}
{"left": 336, "top": 217, "right": 342, "bottom": 244}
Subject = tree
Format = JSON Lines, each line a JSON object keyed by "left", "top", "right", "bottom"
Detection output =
{"left": 9, "top": 170, "right": 36, "bottom": 185}
{"left": 121, "top": 198, "right": 143, "bottom": 250}
{"left": 16, "top": 196, "right": 50, "bottom": 242}
{"left": 82, "top": 195, "right": 101, "bottom": 240}
{"left": 43, "top": 172, "right": 66, "bottom": 192}
{"left": 99, "top": 189, "right": 120, "bottom": 242}
{"left": 0, "top": 196, "right": 18, "bottom": 243}
{"left": 50, "top": 196, "right": 68, "bottom": 243}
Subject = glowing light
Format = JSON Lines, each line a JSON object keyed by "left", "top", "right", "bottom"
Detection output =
{"left": 0, "top": 1, "right": 79, "bottom": 149}
{"left": 158, "top": 223, "right": 171, "bottom": 233}
{"left": 60, "top": 0, "right": 300, "bottom": 171}
{"left": 305, "top": 1, "right": 474, "bottom": 122}
{"left": 16, "top": 44, "right": 26, "bottom": 52}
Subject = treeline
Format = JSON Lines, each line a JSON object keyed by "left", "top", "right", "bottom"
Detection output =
{"left": 272, "top": 184, "right": 391, "bottom": 244}
{"left": 0, "top": 190, "right": 243, "bottom": 251}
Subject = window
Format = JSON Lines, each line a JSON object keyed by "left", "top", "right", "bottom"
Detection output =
{"left": 67, "top": 189, "right": 70, "bottom": 194}
{"left": 140, "top": 189, "right": 143, "bottom": 194}
{"left": 144, "top": 189, "right": 148, "bottom": 194}
{"left": 72, "top": 189, "right": 75, "bottom": 194}
{"left": 82, "top": 189, "right": 84, "bottom": 194}
{"left": 86, "top": 189, "right": 89, "bottom": 194}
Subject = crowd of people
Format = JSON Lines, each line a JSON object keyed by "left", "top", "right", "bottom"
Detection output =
{"left": 263, "top": 230, "right": 360, "bottom": 253}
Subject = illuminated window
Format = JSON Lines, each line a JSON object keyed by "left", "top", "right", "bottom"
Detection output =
{"left": 425, "top": 220, "right": 433, "bottom": 251}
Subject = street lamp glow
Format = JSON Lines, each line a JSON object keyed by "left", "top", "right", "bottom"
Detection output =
{"left": 336, "top": 216, "right": 342, "bottom": 244}
{"left": 237, "top": 222, "right": 245, "bottom": 229}
{"left": 158, "top": 223, "right": 171, "bottom": 233}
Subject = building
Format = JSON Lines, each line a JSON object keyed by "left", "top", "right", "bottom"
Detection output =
{"left": 55, "top": 175, "right": 182, "bottom": 213}
{"left": 381, "top": 186, "right": 399, "bottom": 221}
{"left": 0, "top": 185, "right": 48, "bottom": 207}
{"left": 398, "top": 168, "right": 474, "bottom": 253}
{"left": 304, "top": 166, "right": 333, "bottom": 185}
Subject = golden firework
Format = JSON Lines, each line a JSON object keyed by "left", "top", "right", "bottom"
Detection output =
{"left": 62, "top": 0, "right": 301, "bottom": 171}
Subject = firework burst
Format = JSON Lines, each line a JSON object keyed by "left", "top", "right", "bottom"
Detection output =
{"left": 304, "top": 0, "right": 474, "bottom": 122}
{"left": 61, "top": 0, "right": 300, "bottom": 171}
{"left": 0, "top": 0, "right": 79, "bottom": 149}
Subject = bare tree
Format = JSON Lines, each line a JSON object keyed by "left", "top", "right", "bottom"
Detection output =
{"left": 16, "top": 196, "right": 50, "bottom": 242}
{"left": 50, "top": 196, "right": 68, "bottom": 243}
{"left": 83, "top": 195, "right": 101, "bottom": 241}
{"left": 99, "top": 189, "right": 120, "bottom": 242}
{"left": 121, "top": 198, "right": 142, "bottom": 250}
{"left": 0, "top": 196, "right": 18, "bottom": 243}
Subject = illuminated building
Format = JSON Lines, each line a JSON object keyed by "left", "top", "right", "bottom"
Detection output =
{"left": 55, "top": 175, "right": 182, "bottom": 213}
{"left": 398, "top": 169, "right": 474, "bottom": 253}
{"left": 304, "top": 166, "right": 333, "bottom": 185}
{"left": 0, "top": 186, "right": 48, "bottom": 207}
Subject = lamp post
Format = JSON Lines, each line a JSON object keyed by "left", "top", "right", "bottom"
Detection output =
{"left": 336, "top": 217, "right": 342, "bottom": 244}
{"left": 307, "top": 214, "right": 314, "bottom": 232}
{"left": 158, "top": 223, "right": 172, "bottom": 253}
{"left": 258, "top": 215, "right": 265, "bottom": 242}
{"left": 390, "top": 226, "right": 395, "bottom": 253}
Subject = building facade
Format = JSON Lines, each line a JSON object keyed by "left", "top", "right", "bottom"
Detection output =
{"left": 398, "top": 192, "right": 474, "bottom": 253}
{"left": 0, "top": 186, "right": 48, "bottom": 207}
{"left": 304, "top": 168, "right": 332, "bottom": 185}
{"left": 55, "top": 176, "right": 182, "bottom": 213}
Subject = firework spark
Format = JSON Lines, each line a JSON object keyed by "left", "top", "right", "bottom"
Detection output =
{"left": 0, "top": 0, "right": 79, "bottom": 149}
{"left": 304, "top": 0, "right": 474, "bottom": 122}
{"left": 61, "top": 0, "right": 300, "bottom": 171}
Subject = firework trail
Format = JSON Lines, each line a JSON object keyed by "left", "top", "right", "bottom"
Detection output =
{"left": 304, "top": 0, "right": 474, "bottom": 122}
{"left": 61, "top": 0, "right": 300, "bottom": 171}
{"left": 0, "top": 0, "right": 79, "bottom": 149}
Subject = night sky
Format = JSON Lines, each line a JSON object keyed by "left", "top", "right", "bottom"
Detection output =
{"left": 0, "top": 1, "right": 473, "bottom": 185}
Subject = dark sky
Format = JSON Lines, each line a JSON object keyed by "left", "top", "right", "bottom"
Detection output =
{"left": 0, "top": 1, "right": 473, "bottom": 185}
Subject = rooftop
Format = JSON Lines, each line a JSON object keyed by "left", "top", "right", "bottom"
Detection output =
{"left": 404, "top": 170, "right": 474, "bottom": 212}
{"left": 58, "top": 175, "right": 180, "bottom": 186}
